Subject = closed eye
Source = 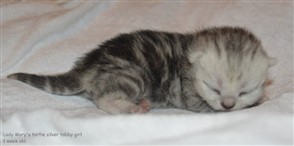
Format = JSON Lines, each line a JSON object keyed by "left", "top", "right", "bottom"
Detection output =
{"left": 239, "top": 91, "right": 248, "bottom": 97}
{"left": 239, "top": 87, "right": 256, "bottom": 97}
{"left": 203, "top": 81, "right": 220, "bottom": 95}
{"left": 240, "top": 81, "right": 263, "bottom": 97}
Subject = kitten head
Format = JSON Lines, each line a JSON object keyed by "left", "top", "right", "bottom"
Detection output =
{"left": 189, "top": 27, "right": 276, "bottom": 111}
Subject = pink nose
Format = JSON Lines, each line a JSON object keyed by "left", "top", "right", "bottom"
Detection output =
{"left": 221, "top": 97, "right": 236, "bottom": 109}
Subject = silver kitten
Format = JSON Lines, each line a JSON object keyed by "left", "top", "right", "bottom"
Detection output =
{"left": 8, "top": 27, "right": 276, "bottom": 114}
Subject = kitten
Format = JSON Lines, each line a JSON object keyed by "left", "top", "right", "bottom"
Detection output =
{"left": 7, "top": 27, "right": 276, "bottom": 114}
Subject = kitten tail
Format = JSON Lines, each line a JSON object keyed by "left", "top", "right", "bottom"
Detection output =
{"left": 7, "top": 72, "right": 83, "bottom": 95}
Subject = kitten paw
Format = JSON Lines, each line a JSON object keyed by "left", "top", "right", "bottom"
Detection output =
{"left": 129, "top": 105, "right": 147, "bottom": 114}
{"left": 138, "top": 99, "right": 151, "bottom": 112}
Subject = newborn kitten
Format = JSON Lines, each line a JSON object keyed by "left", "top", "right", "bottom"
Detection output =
{"left": 7, "top": 27, "right": 276, "bottom": 114}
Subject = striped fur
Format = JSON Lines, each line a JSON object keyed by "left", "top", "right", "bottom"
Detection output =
{"left": 7, "top": 27, "right": 275, "bottom": 114}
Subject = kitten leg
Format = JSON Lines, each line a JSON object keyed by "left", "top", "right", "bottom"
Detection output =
{"left": 94, "top": 93, "right": 147, "bottom": 114}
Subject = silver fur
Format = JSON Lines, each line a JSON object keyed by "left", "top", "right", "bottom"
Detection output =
{"left": 8, "top": 26, "right": 276, "bottom": 114}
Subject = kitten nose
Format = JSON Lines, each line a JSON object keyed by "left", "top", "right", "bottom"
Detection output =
{"left": 221, "top": 97, "right": 236, "bottom": 109}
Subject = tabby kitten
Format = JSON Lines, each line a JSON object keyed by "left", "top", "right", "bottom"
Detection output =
{"left": 8, "top": 27, "right": 276, "bottom": 114}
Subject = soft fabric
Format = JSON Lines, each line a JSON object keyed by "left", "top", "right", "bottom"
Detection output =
{"left": 1, "top": 1, "right": 293, "bottom": 145}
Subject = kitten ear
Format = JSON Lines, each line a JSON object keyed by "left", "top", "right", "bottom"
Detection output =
{"left": 268, "top": 57, "right": 277, "bottom": 67}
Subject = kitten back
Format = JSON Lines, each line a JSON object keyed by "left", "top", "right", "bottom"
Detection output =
{"left": 7, "top": 72, "right": 83, "bottom": 95}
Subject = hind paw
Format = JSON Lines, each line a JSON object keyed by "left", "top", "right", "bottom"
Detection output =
{"left": 128, "top": 105, "right": 148, "bottom": 114}
{"left": 138, "top": 99, "right": 151, "bottom": 112}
